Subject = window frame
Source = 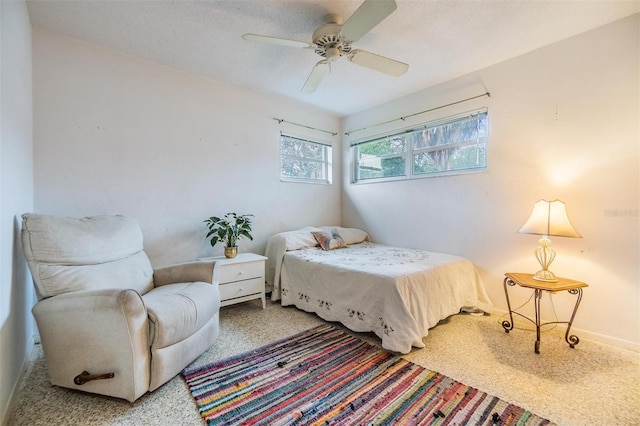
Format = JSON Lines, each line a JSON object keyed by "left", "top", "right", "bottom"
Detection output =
{"left": 351, "top": 108, "right": 488, "bottom": 184}
{"left": 279, "top": 133, "right": 333, "bottom": 185}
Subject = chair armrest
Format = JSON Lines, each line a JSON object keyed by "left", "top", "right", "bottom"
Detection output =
{"left": 153, "top": 260, "right": 220, "bottom": 287}
{"left": 32, "top": 288, "right": 150, "bottom": 402}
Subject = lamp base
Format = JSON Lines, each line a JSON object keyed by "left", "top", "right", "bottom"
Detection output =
{"left": 532, "top": 237, "right": 559, "bottom": 282}
{"left": 533, "top": 269, "right": 558, "bottom": 282}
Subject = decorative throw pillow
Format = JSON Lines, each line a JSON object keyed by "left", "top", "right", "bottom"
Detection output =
{"left": 312, "top": 230, "right": 347, "bottom": 251}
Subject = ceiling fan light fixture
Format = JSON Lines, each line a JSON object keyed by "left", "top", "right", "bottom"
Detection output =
{"left": 326, "top": 47, "right": 341, "bottom": 62}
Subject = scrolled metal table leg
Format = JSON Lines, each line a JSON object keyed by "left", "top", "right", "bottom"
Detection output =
{"left": 502, "top": 277, "right": 515, "bottom": 333}
{"left": 565, "top": 288, "right": 583, "bottom": 349}
{"left": 534, "top": 289, "right": 542, "bottom": 354}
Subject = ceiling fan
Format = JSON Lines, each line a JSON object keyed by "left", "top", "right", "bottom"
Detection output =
{"left": 242, "top": 0, "right": 409, "bottom": 93}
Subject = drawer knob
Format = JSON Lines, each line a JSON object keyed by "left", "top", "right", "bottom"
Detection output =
{"left": 238, "top": 271, "right": 244, "bottom": 275}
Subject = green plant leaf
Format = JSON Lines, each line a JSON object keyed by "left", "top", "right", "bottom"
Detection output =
{"left": 204, "top": 212, "right": 255, "bottom": 248}
{"left": 239, "top": 230, "right": 253, "bottom": 240}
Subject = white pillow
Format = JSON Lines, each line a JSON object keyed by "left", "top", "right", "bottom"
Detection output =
{"left": 278, "top": 227, "right": 322, "bottom": 250}
{"left": 318, "top": 226, "right": 369, "bottom": 245}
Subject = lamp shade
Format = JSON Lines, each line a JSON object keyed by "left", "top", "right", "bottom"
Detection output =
{"left": 518, "top": 199, "right": 581, "bottom": 238}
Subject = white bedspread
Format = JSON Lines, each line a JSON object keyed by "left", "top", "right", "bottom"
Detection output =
{"left": 265, "top": 226, "right": 370, "bottom": 299}
{"left": 264, "top": 228, "right": 492, "bottom": 354}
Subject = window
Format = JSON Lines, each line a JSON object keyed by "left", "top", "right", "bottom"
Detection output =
{"left": 352, "top": 109, "right": 488, "bottom": 183}
{"left": 280, "top": 134, "right": 332, "bottom": 184}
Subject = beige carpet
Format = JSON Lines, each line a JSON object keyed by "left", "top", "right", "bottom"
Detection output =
{"left": 8, "top": 300, "right": 640, "bottom": 425}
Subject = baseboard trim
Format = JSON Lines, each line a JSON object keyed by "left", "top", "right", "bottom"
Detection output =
{"left": 489, "top": 307, "right": 640, "bottom": 353}
{"left": 1, "top": 334, "right": 38, "bottom": 426}
{"left": 569, "top": 327, "right": 640, "bottom": 352}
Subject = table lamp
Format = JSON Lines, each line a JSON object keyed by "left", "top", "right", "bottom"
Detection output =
{"left": 518, "top": 199, "right": 581, "bottom": 282}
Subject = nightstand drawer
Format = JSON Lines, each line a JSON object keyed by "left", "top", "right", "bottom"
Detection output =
{"left": 219, "top": 277, "right": 263, "bottom": 303}
{"left": 219, "top": 261, "right": 264, "bottom": 283}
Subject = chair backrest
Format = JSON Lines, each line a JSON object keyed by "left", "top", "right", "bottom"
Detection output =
{"left": 21, "top": 213, "right": 154, "bottom": 300}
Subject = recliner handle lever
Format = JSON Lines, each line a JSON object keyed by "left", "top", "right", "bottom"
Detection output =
{"left": 74, "top": 370, "right": 115, "bottom": 385}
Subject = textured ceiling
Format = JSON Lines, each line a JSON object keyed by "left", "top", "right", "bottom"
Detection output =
{"left": 26, "top": 0, "right": 639, "bottom": 117}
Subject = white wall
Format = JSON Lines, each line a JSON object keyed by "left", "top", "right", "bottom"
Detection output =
{"left": 0, "top": 0, "right": 35, "bottom": 423}
{"left": 32, "top": 29, "right": 342, "bottom": 267}
{"left": 342, "top": 15, "right": 639, "bottom": 350}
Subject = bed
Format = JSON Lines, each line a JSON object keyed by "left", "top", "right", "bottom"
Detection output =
{"left": 264, "top": 226, "right": 492, "bottom": 354}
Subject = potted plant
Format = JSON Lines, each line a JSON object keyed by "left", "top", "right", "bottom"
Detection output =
{"left": 204, "top": 213, "right": 254, "bottom": 258}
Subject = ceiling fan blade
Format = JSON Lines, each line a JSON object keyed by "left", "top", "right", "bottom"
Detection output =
{"left": 348, "top": 49, "right": 408, "bottom": 76}
{"left": 302, "top": 60, "right": 330, "bottom": 93}
{"left": 242, "top": 33, "right": 315, "bottom": 49}
{"left": 340, "top": 0, "right": 397, "bottom": 42}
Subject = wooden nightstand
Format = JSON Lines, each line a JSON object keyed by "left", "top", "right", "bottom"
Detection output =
{"left": 213, "top": 253, "right": 267, "bottom": 309}
{"left": 502, "top": 272, "right": 587, "bottom": 354}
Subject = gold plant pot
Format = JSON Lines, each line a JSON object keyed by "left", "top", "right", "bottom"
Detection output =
{"left": 224, "top": 246, "right": 238, "bottom": 259}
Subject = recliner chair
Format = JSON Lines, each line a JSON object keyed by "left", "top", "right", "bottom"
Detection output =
{"left": 21, "top": 213, "right": 221, "bottom": 402}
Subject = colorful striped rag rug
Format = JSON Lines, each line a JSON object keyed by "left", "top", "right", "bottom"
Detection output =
{"left": 182, "top": 324, "right": 554, "bottom": 425}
